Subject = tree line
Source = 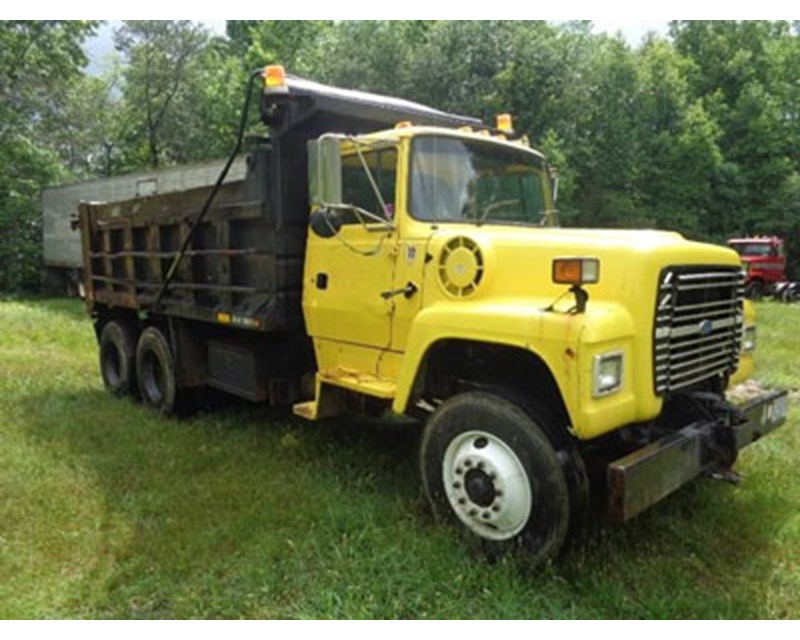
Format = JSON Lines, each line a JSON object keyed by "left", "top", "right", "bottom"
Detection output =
{"left": 2, "top": 20, "right": 800, "bottom": 291}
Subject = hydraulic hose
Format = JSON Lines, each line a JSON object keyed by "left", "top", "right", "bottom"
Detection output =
{"left": 152, "top": 68, "right": 264, "bottom": 310}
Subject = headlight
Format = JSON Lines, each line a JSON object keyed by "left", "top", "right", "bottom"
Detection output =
{"left": 593, "top": 351, "right": 624, "bottom": 397}
{"left": 743, "top": 326, "right": 756, "bottom": 352}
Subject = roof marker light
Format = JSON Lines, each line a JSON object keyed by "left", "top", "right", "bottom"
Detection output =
{"left": 496, "top": 113, "right": 513, "bottom": 133}
{"left": 263, "top": 65, "right": 287, "bottom": 92}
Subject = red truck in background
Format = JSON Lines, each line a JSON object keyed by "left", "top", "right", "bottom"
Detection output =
{"left": 728, "top": 236, "right": 787, "bottom": 299}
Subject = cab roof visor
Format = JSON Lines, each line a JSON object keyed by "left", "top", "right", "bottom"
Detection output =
{"left": 261, "top": 74, "right": 483, "bottom": 138}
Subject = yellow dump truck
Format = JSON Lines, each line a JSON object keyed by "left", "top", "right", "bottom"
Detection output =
{"left": 78, "top": 66, "right": 788, "bottom": 565}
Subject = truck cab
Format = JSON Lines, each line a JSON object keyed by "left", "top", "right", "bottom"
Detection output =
{"left": 728, "top": 236, "right": 787, "bottom": 299}
{"left": 78, "top": 66, "right": 788, "bottom": 566}
{"left": 301, "top": 124, "right": 751, "bottom": 440}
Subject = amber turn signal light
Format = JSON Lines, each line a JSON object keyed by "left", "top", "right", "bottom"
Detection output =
{"left": 552, "top": 258, "right": 600, "bottom": 285}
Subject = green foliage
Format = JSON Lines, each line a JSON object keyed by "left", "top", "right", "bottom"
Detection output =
{"left": 161, "top": 46, "right": 248, "bottom": 164}
{"left": 242, "top": 20, "right": 332, "bottom": 76}
{"left": 0, "top": 21, "right": 96, "bottom": 137}
{"left": 402, "top": 21, "right": 514, "bottom": 117}
{"left": 0, "top": 21, "right": 97, "bottom": 292}
{"left": 671, "top": 21, "right": 800, "bottom": 244}
{"left": 0, "top": 138, "right": 62, "bottom": 291}
{"left": 4, "top": 20, "right": 800, "bottom": 292}
{"left": 113, "top": 21, "right": 209, "bottom": 169}
{"left": 45, "top": 70, "right": 126, "bottom": 178}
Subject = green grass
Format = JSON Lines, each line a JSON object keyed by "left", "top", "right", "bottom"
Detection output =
{"left": 1, "top": 298, "right": 799, "bottom": 619}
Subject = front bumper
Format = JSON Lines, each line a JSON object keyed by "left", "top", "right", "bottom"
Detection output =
{"left": 608, "top": 390, "right": 789, "bottom": 522}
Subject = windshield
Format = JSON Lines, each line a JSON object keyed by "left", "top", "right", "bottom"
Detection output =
{"left": 409, "top": 135, "right": 552, "bottom": 226}
{"left": 729, "top": 242, "right": 776, "bottom": 257}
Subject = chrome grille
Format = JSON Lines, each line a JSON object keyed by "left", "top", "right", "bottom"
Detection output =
{"left": 654, "top": 266, "right": 745, "bottom": 394}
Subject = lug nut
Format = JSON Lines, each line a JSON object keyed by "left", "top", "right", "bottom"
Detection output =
{"left": 464, "top": 460, "right": 472, "bottom": 468}
{"left": 482, "top": 511, "right": 491, "bottom": 519}
{"left": 458, "top": 497, "right": 466, "bottom": 505}
{"left": 469, "top": 508, "right": 478, "bottom": 516}
{"left": 491, "top": 504, "right": 500, "bottom": 512}
{"left": 477, "top": 461, "right": 484, "bottom": 470}
{"left": 453, "top": 482, "right": 461, "bottom": 489}
{"left": 455, "top": 467, "right": 462, "bottom": 475}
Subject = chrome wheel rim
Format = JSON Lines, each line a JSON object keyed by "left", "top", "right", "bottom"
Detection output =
{"left": 442, "top": 430, "right": 532, "bottom": 541}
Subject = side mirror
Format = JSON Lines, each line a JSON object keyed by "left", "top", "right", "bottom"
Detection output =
{"left": 308, "top": 137, "right": 342, "bottom": 207}
{"left": 309, "top": 208, "right": 343, "bottom": 238}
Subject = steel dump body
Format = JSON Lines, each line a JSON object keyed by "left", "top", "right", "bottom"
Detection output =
{"left": 78, "top": 147, "right": 307, "bottom": 333}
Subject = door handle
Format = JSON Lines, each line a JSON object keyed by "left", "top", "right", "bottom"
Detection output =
{"left": 380, "top": 281, "right": 418, "bottom": 300}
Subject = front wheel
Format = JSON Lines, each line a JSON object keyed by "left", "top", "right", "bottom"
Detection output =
{"left": 420, "top": 392, "right": 570, "bottom": 566}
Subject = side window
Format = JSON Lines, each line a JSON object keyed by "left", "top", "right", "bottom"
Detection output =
{"left": 341, "top": 148, "right": 397, "bottom": 224}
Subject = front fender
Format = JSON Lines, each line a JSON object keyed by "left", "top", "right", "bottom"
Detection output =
{"left": 393, "top": 299, "right": 653, "bottom": 439}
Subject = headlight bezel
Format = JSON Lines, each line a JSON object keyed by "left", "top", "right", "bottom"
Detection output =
{"left": 593, "top": 351, "right": 624, "bottom": 398}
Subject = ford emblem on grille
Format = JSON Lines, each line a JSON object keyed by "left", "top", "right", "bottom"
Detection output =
{"left": 654, "top": 267, "right": 744, "bottom": 395}
{"left": 699, "top": 319, "right": 714, "bottom": 336}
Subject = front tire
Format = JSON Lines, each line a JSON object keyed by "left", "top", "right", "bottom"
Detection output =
{"left": 420, "top": 391, "right": 570, "bottom": 566}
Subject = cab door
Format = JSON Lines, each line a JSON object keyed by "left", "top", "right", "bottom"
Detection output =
{"left": 302, "top": 145, "right": 398, "bottom": 351}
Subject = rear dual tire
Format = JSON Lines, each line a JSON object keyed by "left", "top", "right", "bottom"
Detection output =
{"left": 99, "top": 320, "right": 138, "bottom": 397}
{"left": 99, "top": 320, "right": 183, "bottom": 416}
{"left": 135, "top": 326, "right": 180, "bottom": 416}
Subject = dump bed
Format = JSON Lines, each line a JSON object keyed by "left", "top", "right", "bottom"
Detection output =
{"left": 79, "top": 145, "right": 305, "bottom": 332}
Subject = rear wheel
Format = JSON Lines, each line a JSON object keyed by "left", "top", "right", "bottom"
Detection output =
{"left": 99, "top": 320, "right": 137, "bottom": 397}
{"left": 420, "top": 391, "right": 571, "bottom": 566}
{"left": 136, "top": 326, "right": 179, "bottom": 415}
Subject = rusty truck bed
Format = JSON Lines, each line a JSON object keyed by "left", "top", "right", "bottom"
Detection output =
{"left": 78, "top": 147, "right": 306, "bottom": 333}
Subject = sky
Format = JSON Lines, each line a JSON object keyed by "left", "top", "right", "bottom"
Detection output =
{"left": 592, "top": 20, "right": 669, "bottom": 42}
{"left": 84, "top": 20, "right": 671, "bottom": 76}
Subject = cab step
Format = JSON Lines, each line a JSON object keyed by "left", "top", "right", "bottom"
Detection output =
{"left": 292, "top": 369, "right": 397, "bottom": 421}
{"left": 319, "top": 367, "right": 397, "bottom": 399}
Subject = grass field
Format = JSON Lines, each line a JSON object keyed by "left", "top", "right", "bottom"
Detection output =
{"left": 1, "top": 298, "right": 798, "bottom": 619}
